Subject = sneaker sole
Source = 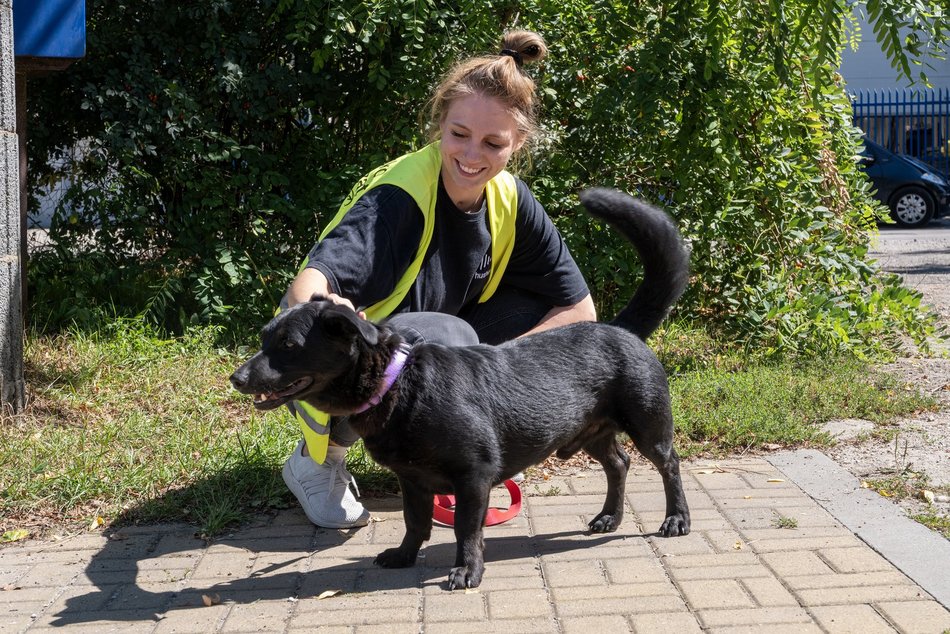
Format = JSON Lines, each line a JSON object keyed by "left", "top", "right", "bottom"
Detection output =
{"left": 281, "top": 461, "right": 370, "bottom": 529}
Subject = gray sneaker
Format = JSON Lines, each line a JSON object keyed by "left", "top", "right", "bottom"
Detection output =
{"left": 281, "top": 440, "right": 370, "bottom": 528}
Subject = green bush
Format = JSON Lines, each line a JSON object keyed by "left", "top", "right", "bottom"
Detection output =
{"left": 27, "top": 0, "right": 941, "bottom": 355}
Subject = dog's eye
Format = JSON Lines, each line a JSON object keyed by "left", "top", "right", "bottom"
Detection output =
{"left": 282, "top": 338, "right": 297, "bottom": 350}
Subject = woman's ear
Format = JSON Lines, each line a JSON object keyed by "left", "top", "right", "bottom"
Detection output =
{"left": 513, "top": 132, "right": 526, "bottom": 154}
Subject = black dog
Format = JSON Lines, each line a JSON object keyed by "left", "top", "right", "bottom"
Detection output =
{"left": 231, "top": 188, "right": 691, "bottom": 590}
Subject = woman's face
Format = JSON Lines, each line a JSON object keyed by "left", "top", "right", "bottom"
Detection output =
{"left": 439, "top": 93, "right": 525, "bottom": 209}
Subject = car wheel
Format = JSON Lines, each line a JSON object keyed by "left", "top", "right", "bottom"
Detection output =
{"left": 889, "top": 186, "right": 935, "bottom": 228}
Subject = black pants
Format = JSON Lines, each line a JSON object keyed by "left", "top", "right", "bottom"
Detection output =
{"left": 329, "top": 286, "right": 553, "bottom": 446}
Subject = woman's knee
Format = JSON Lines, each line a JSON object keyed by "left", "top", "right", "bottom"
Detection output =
{"left": 386, "top": 312, "right": 479, "bottom": 347}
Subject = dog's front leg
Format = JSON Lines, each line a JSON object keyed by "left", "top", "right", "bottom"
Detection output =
{"left": 447, "top": 481, "right": 491, "bottom": 590}
{"left": 374, "top": 476, "right": 433, "bottom": 569}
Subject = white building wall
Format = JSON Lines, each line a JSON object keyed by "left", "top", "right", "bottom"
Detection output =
{"left": 839, "top": 9, "right": 950, "bottom": 93}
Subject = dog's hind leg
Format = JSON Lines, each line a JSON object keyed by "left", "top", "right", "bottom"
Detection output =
{"left": 627, "top": 413, "right": 691, "bottom": 537}
{"left": 374, "top": 476, "right": 433, "bottom": 569}
{"left": 583, "top": 433, "right": 631, "bottom": 533}
{"left": 447, "top": 479, "right": 492, "bottom": 590}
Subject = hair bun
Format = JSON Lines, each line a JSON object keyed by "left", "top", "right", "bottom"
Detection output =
{"left": 499, "top": 30, "right": 547, "bottom": 66}
{"left": 500, "top": 48, "right": 524, "bottom": 67}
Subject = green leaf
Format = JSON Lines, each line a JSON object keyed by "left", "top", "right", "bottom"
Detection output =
{"left": 1, "top": 529, "right": 29, "bottom": 543}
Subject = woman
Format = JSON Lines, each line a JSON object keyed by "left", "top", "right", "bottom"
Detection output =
{"left": 281, "top": 30, "right": 597, "bottom": 528}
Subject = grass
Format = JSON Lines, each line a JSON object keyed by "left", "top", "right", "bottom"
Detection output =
{"left": 670, "top": 358, "right": 932, "bottom": 456}
{"left": 773, "top": 515, "right": 799, "bottom": 529}
{"left": 1, "top": 319, "right": 299, "bottom": 539}
{"left": 0, "top": 317, "right": 939, "bottom": 539}
{"left": 863, "top": 469, "right": 950, "bottom": 538}
{"left": 656, "top": 326, "right": 937, "bottom": 456}
{"left": 911, "top": 511, "right": 950, "bottom": 539}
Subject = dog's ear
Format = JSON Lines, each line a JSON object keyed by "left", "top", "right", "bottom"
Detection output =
{"left": 319, "top": 305, "right": 379, "bottom": 346}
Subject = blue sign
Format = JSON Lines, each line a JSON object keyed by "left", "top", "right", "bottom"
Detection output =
{"left": 13, "top": 0, "right": 86, "bottom": 59}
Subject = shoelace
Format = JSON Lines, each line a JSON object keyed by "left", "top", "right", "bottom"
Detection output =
{"left": 301, "top": 460, "right": 359, "bottom": 499}
{"left": 339, "top": 462, "right": 361, "bottom": 498}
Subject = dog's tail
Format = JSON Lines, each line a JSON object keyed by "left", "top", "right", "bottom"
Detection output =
{"left": 579, "top": 188, "right": 689, "bottom": 340}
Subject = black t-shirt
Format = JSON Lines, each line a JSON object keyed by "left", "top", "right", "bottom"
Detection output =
{"left": 306, "top": 176, "right": 589, "bottom": 315}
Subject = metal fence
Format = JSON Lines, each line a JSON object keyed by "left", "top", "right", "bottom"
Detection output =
{"left": 851, "top": 87, "right": 950, "bottom": 176}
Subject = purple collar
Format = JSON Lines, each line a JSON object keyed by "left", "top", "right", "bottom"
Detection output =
{"left": 352, "top": 344, "right": 411, "bottom": 414}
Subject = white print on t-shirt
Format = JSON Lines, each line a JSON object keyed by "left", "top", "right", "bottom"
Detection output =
{"left": 473, "top": 252, "right": 491, "bottom": 280}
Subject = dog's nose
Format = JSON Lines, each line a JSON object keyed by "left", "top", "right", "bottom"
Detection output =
{"left": 230, "top": 368, "right": 247, "bottom": 390}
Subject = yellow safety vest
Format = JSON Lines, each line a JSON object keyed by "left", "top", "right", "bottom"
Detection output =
{"left": 293, "top": 141, "right": 519, "bottom": 463}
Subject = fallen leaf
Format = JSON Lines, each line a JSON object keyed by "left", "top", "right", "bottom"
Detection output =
{"left": 1, "top": 529, "right": 29, "bottom": 543}
{"left": 317, "top": 590, "right": 341, "bottom": 600}
{"left": 920, "top": 490, "right": 936, "bottom": 504}
{"left": 733, "top": 541, "right": 743, "bottom": 550}
{"left": 2, "top": 584, "right": 21, "bottom": 591}
{"left": 743, "top": 495, "right": 753, "bottom": 500}
{"left": 860, "top": 481, "right": 871, "bottom": 489}
{"left": 88, "top": 516, "right": 104, "bottom": 531}
{"left": 766, "top": 479, "right": 785, "bottom": 483}
{"left": 201, "top": 593, "right": 221, "bottom": 607}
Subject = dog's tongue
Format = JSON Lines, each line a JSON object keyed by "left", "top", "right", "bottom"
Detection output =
{"left": 255, "top": 390, "right": 287, "bottom": 403}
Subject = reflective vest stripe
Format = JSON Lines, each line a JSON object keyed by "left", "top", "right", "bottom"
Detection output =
{"left": 288, "top": 401, "right": 331, "bottom": 464}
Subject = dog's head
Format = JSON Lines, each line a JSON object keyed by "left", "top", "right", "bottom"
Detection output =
{"left": 230, "top": 295, "right": 382, "bottom": 411}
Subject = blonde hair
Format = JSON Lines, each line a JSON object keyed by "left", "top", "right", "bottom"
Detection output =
{"left": 427, "top": 30, "right": 547, "bottom": 149}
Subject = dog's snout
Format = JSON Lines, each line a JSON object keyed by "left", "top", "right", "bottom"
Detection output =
{"left": 230, "top": 366, "right": 248, "bottom": 390}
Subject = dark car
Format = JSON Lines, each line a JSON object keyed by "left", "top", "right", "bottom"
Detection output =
{"left": 860, "top": 138, "right": 950, "bottom": 227}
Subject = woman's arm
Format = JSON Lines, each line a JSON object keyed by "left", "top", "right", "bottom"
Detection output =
{"left": 285, "top": 186, "right": 421, "bottom": 314}
{"left": 519, "top": 293, "right": 597, "bottom": 337}
{"left": 286, "top": 267, "right": 360, "bottom": 313}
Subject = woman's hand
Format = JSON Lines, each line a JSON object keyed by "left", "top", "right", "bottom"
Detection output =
{"left": 287, "top": 268, "right": 366, "bottom": 318}
{"left": 324, "top": 293, "right": 366, "bottom": 319}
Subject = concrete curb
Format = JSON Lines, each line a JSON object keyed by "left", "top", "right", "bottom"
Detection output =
{"left": 768, "top": 449, "right": 950, "bottom": 609}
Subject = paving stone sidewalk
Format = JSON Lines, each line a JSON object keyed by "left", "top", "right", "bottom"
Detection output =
{"left": 2, "top": 455, "right": 949, "bottom": 634}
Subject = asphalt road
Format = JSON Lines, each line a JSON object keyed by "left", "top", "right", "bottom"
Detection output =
{"left": 871, "top": 216, "right": 950, "bottom": 324}
{"left": 876, "top": 215, "right": 950, "bottom": 242}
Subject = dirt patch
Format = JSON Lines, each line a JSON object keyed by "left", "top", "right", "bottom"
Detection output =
{"left": 822, "top": 220, "right": 950, "bottom": 533}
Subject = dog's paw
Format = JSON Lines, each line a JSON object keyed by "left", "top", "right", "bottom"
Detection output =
{"left": 447, "top": 564, "right": 484, "bottom": 590}
{"left": 658, "top": 514, "right": 690, "bottom": 537}
{"left": 588, "top": 512, "right": 621, "bottom": 533}
{"left": 374, "top": 547, "right": 417, "bottom": 568}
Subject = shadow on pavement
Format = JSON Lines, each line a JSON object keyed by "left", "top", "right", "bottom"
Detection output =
{"left": 49, "top": 491, "right": 644, "bottom": 627}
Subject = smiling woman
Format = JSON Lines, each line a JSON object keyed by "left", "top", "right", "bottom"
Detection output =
{"left": 274, "top": 29, "right": 598, "bottom": 530}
